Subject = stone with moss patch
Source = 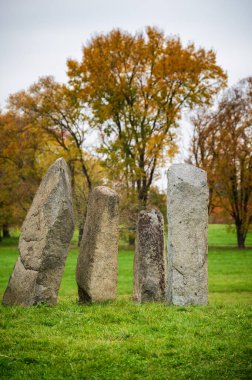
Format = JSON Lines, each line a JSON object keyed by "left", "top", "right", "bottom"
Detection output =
{"left": 133, "top": 208, "right": 165, "bottom": 303}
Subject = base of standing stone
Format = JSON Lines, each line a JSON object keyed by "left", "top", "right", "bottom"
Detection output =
{"left": 2, "top": 258, "right": 37, "bottom": 306}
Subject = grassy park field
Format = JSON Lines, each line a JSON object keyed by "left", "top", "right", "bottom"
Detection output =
{"left": 0, "top": 225, "right": 251, "bottom": 379}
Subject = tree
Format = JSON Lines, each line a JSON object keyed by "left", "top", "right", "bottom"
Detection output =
{"left": 8, "top": 76, "right": 92, "bottom": 190}
{"left": 0, "top": 112, "right": 44, "bottom": 236}
{"left": 190, "top": 77, "right": 252, "bottom": 248}
{"left": 7, "top": 77, "right": 105, "bottom": 241}
{"left": 190, "top": 108, "right": 219, "bottom": 215}
{"left": 67, "top": 26, "right": 227, "bottom": 208}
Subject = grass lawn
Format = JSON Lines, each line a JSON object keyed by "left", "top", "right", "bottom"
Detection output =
{"left": 0, "top": 225, "right": 251, "bottom": 379}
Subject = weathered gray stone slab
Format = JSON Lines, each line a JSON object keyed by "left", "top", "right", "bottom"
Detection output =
{"left": 167, "top": 163, "right": 209, "bottom": 306}
{"left": 133, "top": 209, "right": 165, "bottom": 303}
{"left": 76, "top": 186, "right": 119, "bottom": 303}
{"left": 2, "top": 158, "right": 74, "bottom": 306}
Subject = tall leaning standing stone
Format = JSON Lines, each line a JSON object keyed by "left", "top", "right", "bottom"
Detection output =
{"left": 2, "top": 158, "right": 74, "bottom": 306}
{"left": 167, "top": 164, "right": 209, "bottom": 306}
{"left": 76, "top": 186, "right": 119, "bottom": 303}
{"left": 133, "top": 209, "right": 165, "bottom": 303}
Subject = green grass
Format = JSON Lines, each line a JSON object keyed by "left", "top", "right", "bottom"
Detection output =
{"left": 0, "top": 225, "right": 251, "bottom": 379}
{"left": 208, "top": 224, "right": 252, "bottom": 247}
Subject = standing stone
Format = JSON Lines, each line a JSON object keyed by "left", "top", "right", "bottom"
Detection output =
{"left": 76, "top": 186, "right": 119, "bottom": 303}
{"left": 133, "top": 209, "right": 165, "bottom": 303}
{"left": 167, "top": 163, "right": 209, "bottom": 306}
{"left": 2, "top": 158, "right": 74, "bottom": 306}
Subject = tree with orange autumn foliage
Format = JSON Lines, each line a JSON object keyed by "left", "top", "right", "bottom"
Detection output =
{"left": 0, "top": 112, "right": 45, "bottom": 237}
{"left": 7, "top": 77, "right": 106, "bottom": 241}
{"left": 190, "top": 77, "right": 252, "bottom": 248}
{"left": 67, "top": 26, "right": 227, "bottom": 208}
{"left": 0, "top": 106, "right": 105, "bottom": 241}
{"left": 8, "top": 76, "right": 93, "bottom": 190}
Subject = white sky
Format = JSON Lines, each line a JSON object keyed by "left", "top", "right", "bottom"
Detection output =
{"left": 1, "top": 0, "right": 251, "bottom": 107}
{"left": 0, "top": 0, "right": 251, "bottom": 187}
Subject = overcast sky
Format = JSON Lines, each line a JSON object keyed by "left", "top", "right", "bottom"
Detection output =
{"left": 1, "top": 0, "right": 251, "bottom": 108}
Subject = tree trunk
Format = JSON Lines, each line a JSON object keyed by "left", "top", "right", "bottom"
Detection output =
{"left": 128, "top": 230, "right": 135, "bottom": 246}
{"left": 138, "top": 183, "right": 148, "bottom": 210}
{"left": 78, "top": 204, "right": 88, "bottom": 246}
{"left": 236, "top": 222, "right": 245, "bottom": 249}
{"left": 3, "top": 224, "right": 10, "bottom": 238}
{"left": 78, "top": 224, "right": 84, "bottom": 246}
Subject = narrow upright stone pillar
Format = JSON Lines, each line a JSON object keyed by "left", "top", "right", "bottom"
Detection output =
{"left": 133, "top": 209, "right": 165, "bottom": 303}
{"left": 76, "top": 186, "right": 119, "bottom": 303}
{"left": 167, "top": 164, "right": 209, "bottom": 306}
{"left": 2, "top": 158, "right": 74, "bottom": 306}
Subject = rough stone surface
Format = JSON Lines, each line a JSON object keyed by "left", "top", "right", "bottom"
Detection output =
{"left": 166, "top": 163, "right": 209, "bottom": 306}
{"left": 76, "top": 186, "right": 119, "bottom": 303}
{"left": 2, "top": 158, "right": 74, "bottom": 306}
{"left": 133, "top": 208, "right": 165, "bottom": 303}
